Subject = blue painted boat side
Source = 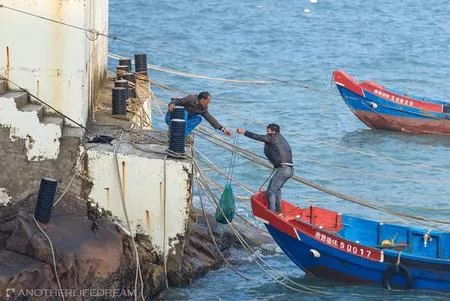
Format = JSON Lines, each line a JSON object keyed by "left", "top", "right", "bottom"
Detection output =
{"left": 337, "top": 85, "right": 450, "bottom": 120}
{"left": 267, "top": 223, "right": 450, "bottom": 291}
{"left": 385, "top": 87, "right": 449, "bottom": 106}
{"left": 340, "top": 214, "right": 450, "bottom": 261}
{"left": 336, "top": 85, "right": 372, "bottom": 112}
{"left": 266, "top": 223, "right": 388, "bottom": 284}
{"left": 252, "top": 189, "right": 450, "bottom": 291}
{"left": 364, "top": 91, "right": 449, "bottom": 119}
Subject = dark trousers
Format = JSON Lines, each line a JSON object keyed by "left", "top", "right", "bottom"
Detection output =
{"left": 266, "top": 166, "right": 294, "bottom": 213}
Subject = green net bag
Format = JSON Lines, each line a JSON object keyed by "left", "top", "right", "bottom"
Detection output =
{"left": 215, "top": 183, "right": 236, "bottom": 224}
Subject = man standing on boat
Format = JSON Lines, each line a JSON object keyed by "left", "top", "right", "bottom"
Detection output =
{"left": 166, "top": 91, "right": 232, "bottom": 137}
{"left": 236, "top": 124, "right": 294, "bottom": 214}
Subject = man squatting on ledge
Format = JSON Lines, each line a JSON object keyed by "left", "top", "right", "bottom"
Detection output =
{"left": 165, "top": 91, "right": 232, "bottom": 137}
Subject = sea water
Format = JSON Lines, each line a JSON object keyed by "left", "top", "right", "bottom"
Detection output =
{"left": 109, "top": 1, "right": 450, "bottom": 299}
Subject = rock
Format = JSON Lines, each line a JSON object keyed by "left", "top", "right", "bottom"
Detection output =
{"left": 167, "top": 207, "right": 276, "bottom": 287}
{"left": 0, "top": 192, "right": 276, "bottom": 299}
{"left": 0, "top": 192, "right": 166, "bottom": 300}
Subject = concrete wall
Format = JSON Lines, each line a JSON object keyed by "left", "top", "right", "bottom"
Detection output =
{"left": 0, "top": 126, "right": 89, "bottom": 204}
{"left": 0, "top": 0, "right": 108, "bottom": 126}
{"left": 86, "top": 146, "right": 192, "bottom": 255}
{"left": 0, "top": 95, "right": 62, "bottom": 161}
{"left": 87, "top": 0, "right": 109, "bottom": 118}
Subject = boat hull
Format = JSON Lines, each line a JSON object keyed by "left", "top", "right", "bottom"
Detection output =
{"left": 334, "top": 70, "right": 450, "bottom": 135}
{"left": 252, "top": 192, "right": 450, "bottom": 292}
{"left": 266, "top": 224, "right": 450, "bottom": 291}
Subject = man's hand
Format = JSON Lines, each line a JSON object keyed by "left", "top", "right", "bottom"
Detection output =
{"left": 168, "top": 103, "right": 175, "bottom": 111}
{"left": 222, "top": 128, "right": 233, "bottom": 137}
{"left": 236, "top": 128, "right": 246, "bottom": 135}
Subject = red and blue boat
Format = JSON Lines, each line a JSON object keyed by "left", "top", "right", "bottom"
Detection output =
{"left": 251, "top": 191, "right": 450, "bottom": 291}
{"left": 333, "top": 70, "right": 450, "bottom": 135}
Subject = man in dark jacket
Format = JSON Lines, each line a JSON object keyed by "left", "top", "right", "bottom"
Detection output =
{"left": 165, "top": 91, "right": 232, "bottom": 137}
{"left": 237, "top": 124, "right": 294, "bottom": 213}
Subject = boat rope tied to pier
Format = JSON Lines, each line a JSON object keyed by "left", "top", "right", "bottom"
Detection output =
{"left": 193, "top": 126, "right": 450, "bottom": 231}
{"left": 109, "top": 53, "right": 273, "bottom": 85}
{"left": 215, "top": 135, "right": 239, "bottom": 224}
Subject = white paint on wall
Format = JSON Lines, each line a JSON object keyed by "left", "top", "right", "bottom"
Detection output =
{"left": 0, "top": 0, "right": 108, "bottom": 126}
{"left": 0, "top": 188, "right": 12, "bottom": 205}
{"left": 0, "top": 96, "right": 61, "bottom": 161}
{"left": 86, "top": 143, "right": 192, "bottom": 255}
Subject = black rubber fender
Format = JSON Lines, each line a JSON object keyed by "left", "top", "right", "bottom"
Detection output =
{"left": 382, "top": 264, "right": 414, "bottom": 290}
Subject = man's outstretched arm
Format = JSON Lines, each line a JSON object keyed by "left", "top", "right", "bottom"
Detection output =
{"left": 236, "top": 128, "right": 270, "bottom": 143}
{"left": 202, "top": 111, "right": 232, "bottom": 137}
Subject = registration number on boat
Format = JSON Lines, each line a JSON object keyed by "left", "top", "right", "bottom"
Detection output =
{"left": 314, "top": 231, "right": 379, "bottom": 260}
{"left": 373, "top": 89, "right": 414, "bottom": 106}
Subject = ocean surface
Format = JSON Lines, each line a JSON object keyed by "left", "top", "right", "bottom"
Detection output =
{"left": 109, "top": 0, "right": 450, "bottom": 300}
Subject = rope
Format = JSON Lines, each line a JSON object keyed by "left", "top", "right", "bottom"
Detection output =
{"left": 195, "top": 148, "right": 255, "bottom": 194}
{"left": 194, "top": 161, "right": 326, "bottom": 294}
{"left": 0, "top": 76, "right": 113, "bottom": 145}
{"left": 299, "top": 134, "right": 450, "bottom": 174}
{"left": 259, "top": 169, "right": 275, "bottom": 191}
{"left": 152, "top": 77, "right": 450, "bottom": 176}
{"left": 109, "top": 53, "right": 272, "bottom": 85}
{"left": 32, "top": 215, "right": 65, "bottom": 301}
{"left": 52, "top": 145, "right": 101, "bottom": 207}
{"left": 194, "top": 128, "right": 450, "bottom": 230}
{"left": 226, "top": 135, "right": 239, "bottom": 185}
{"left": 193, "top": 163, "right": 251, "bottom": 281}
{"left": 198, "top": 171, "right": 278, "bottom": 237}
{"left": 396, "top": 251, "right": 403, "bottom": 266}
{"left": 0, "top": 4, "right": 102, "bottom": 41}
{"left": 196, "top": 161, "right": 403, "bottom": 298}
{"left": 197, "top": 139, "right": 450, "bottom": 220}
{"left": 298, "top": 153, "right": 450, "bottom": 184}
{"left": 113, "top": 149, "right": 145, "bottom": 301}
{"left": 0, "top": 4, "right": 336, "bottom": 95}
{"left": 163, "top": 155, "right": 168, "bottom": 288}
{"left": 177, "top": 147, "right": 196, "bottom": 273}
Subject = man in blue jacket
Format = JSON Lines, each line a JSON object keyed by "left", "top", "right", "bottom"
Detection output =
{"left": 237, "top": 124, "right": 294, "bottom": 213}
{"left": 166, "top": 91, "right": 232, "bottom": 137}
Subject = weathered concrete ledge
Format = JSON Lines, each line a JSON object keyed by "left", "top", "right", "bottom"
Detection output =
{"left": 0, "top": 73, "right": 276, "bottom": 300}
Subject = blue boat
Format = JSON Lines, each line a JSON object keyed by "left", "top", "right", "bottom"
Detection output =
{"left": 251, "top": 191, "right": 450, "bottom": 291}
{"left": 333, "top": 70, "right": 450, "bottom": 135}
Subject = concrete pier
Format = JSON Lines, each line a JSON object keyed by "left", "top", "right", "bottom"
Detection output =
{"left": 0, "top": 1, "right": 276, "bottom": 298}
{"left": 85, "top": 74, "right": 193, "bottom": 256}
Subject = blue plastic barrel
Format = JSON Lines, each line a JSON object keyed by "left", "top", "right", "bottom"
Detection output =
{"left": 169, "top": 119, "right": 186, "bottom": 154}
{"left": 34, "top": 178, "right": 57, "bottom": 223}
